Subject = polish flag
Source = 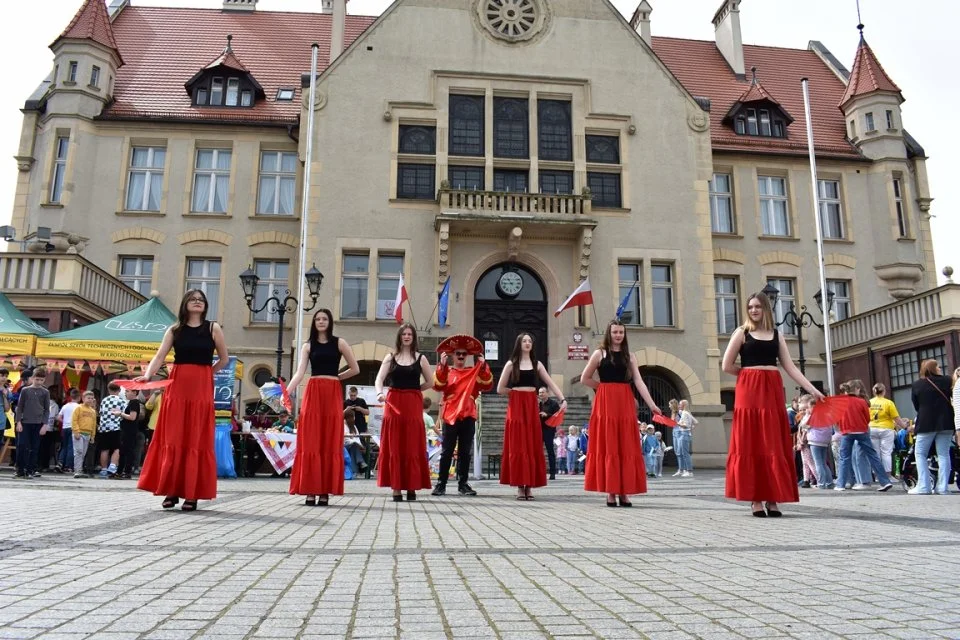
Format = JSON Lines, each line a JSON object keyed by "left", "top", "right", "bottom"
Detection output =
{"left": 394, "top": 274, "right": 408, "bottom": 324}
{"left": 554, "top": 278, "right": 593, "bottom": 317}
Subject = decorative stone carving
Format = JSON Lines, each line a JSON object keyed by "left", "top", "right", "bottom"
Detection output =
{"left": 578, "top": 228, "right": 593, "bottom": 279}
{"left": 438, "top": 221, "right": 450, "bottom": 287}
{"left": 475, "top": 0, "right": 550, "bottom": 44}
{"left": 874, "top": 262, "right": 923, "bottom": 300}
{"left": 301, "top": 89, "right": 326, "bottom": 111}
{"left": 687, "top": 111, "right": 709, "bottom": 132}
{"left": 15, "top": 156, "right": 34, "bottom": 172}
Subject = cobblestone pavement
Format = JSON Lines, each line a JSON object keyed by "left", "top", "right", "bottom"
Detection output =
{"left": 2, "top": 470, "right": 959, "bottom": 640}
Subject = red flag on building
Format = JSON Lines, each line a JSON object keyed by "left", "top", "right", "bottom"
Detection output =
{"left": 394, "top": 274, "right": 409, "bottom": 324}
{"left": 554, "top": 278, "right": 593, "bottom": 317}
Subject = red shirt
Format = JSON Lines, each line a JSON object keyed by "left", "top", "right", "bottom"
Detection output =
{"left": 837, "top": 396, "right": 870, "bottom": 434}
{"left": 433, "top": 362, "right": 494, "bottom": 424}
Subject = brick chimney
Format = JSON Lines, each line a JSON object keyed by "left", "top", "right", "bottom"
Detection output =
{"left": 329, "top": 0, "right": 349, "bottom": 61}
{"left": 629, "top": 1, "right": 653, "bottom": 46}
{"left": 712, "top": 0, "right": 745, "bottom": 79}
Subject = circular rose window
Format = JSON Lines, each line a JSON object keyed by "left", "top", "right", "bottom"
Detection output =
{"left": 477, "top": 0, "right": 549, "bottom": 43}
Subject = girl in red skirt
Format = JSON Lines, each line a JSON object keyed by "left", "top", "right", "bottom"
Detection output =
{"left": 579, "top": 320, "right": 662, "bottom": 507}
{"left": 375, "top": 323, "right": 434, "bottom": 501}
{"left": 496, "top": 333, "right": 566, "bottom": 500}
{"left": 287, "top": 309, "right": 360, "bottom": 506}
{"left": 136, "top": 290, "right": 228, "bottom": 512}
{"left": 722, "top": 293, "right": 824, "bottom": 517}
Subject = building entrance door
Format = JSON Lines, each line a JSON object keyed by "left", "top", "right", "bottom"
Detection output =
{"left": 473, "top": 263, "right": 548, "bottom": 381}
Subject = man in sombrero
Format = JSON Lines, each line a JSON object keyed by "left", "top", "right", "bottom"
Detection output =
{"left": 432, "top": 334, "right": 493, "bottom": 496}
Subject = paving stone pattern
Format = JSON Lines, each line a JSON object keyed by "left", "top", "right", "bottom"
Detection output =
{"left": 1, "top": 472, "right": 958, "bottom": 639}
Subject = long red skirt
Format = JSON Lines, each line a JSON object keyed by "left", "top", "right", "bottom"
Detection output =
{"left": 500, "top": 391, "right": 546, "bottom": 488}
{"left": 138, "top": 364, "right": 217, "bottom": 501}
{"left": 725, "top": 369, "right": 799, "bottom": 503}
{"left": 290, "top": 377, "right": 344, "bottom": 496}
{"left": 584, "top": 383, "right": 647, "bottom": 495}
{"left": 377, "top": 388, "right": 431, "bottom": 491}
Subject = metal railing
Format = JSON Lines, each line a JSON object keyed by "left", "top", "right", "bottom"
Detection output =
{"left": 439, "top": 189, "right": 592, "bottom": 216}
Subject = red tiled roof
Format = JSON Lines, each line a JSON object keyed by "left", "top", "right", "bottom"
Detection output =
{"left": 652, "top": 37, "right": 861, "bottom": 158}
{"left": 205, "top": 48, "right": 250, "bottom": 74}
{"left": 839, "top": 35, "right": 902, "bottom": 108}
{"left": 736, "top": 78, "right": 782, "bottom": 108}
{"left": 52, "top": 0, "right": 122, "bottom": 61}
{"left": 102, "top": 7, "right": 376, "bottom": 125}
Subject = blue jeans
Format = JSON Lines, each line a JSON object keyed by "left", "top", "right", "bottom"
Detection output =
{"left": 674, "top": 430, "right": 692, "bottom": 471}
{"left": 837, "top": 433, "right": 891, "bottom": 489}
{"left": 566, "top": 450, "right": 578, "bottom": 473}
{"left": 914, "top": 431, "right": 954, "bottom": 494}
{"left": 852, "top": 441, "right": 872, "bottom": 485}
{"left": 810, "top": 444, "right": 833, "bottom": 488}
{"left": 644, "top": 452, "right": 657, "bottom": 474}
{"left": 59, "top": 428, "right": 74, "bottom": 469}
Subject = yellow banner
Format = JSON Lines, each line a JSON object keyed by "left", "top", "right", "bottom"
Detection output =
{"left": 0, "top": 333, "right": 37, "bottom": 356}
{"left": 34, "top": 339, "right": 173, "bottom": 363}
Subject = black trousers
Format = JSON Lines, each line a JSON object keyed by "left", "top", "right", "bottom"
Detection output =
{"left": 118, "top": 424, "right": 139, "bottom": 475}
{"left": 541, "top": 425, "right": 556, "bottom": 476}
{"left": 437, "top": 418, "right": 475, "bottom": 487}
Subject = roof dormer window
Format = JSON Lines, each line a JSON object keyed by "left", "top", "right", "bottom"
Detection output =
{"left": 725, "top": 68, "right": 793, "bottom": 139}
{"left": 185, "top": 35, "right": 265, "bottom": 109}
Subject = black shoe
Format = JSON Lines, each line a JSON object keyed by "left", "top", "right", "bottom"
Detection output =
{"left": 431, "top": 484, "right": 446, "bottom": 496}
{"left": 549, "top": 474, "right": 556, "bottom": 481}
{"left": 800, "top": 481, "right": 811, "bottom": 488}
{"left": 406, "top": 491, "right": 417, "bottom": 501}
{"left": 458, "top": 484, "right": 477, "bottom": 496}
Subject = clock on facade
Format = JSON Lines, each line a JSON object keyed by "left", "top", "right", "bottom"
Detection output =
{"left": 496, "top": 270, "right": 524, "bottom": 298}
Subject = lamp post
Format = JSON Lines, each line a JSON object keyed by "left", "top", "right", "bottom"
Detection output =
{"left": 760, "top": 283, "right": 834, "bottom": 376}
{"left": 239, "top": 264, "right": 324, "bottom": 379}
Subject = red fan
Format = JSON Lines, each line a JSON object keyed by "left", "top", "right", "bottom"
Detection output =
{"left": 545, "top": 408, "right": 566, "bottom": 427}
{"left": 653, "top": 413, "right": 677, "bottom": 428}
{"left": 806, "top": 395, "right": 857, "bottom": 429}
{"left": 118, "top": 380, "right": 172, "bottom": 392}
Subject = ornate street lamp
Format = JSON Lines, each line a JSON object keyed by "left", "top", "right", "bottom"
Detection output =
{"left": 239, "top": 264, "right": 324, "bottom": 379}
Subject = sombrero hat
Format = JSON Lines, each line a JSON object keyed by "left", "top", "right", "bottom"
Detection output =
{"left": 437, "top": 334, "right": 483, "bottom": 356}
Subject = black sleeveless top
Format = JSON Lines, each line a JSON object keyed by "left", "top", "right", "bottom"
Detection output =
{"left": 310, "top": 337, "right": 340, "bottom": 376}
{"left": 173, "top": 322, "right": 215, "bottom": 365}
{"left": 740, "top": 330, "right": 779, "bottom": 367}
{"left": 387, "top": 354, "right": 423, "bottom": 390}
{"left": 598, "top": 352, "right": 631, "bottom": 383}
{"left": 508, "top": 367, "right": 538, "bottom": 388}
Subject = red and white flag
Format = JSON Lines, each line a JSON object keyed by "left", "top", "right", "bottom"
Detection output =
{"left": 554, "top": 278, "right": 593, "bottom": 317}
{"left": 394, "top": 274, "right": 409, "bottom": 324}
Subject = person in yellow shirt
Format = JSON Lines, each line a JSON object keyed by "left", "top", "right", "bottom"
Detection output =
{"left": 869, "top": 383, "right": 907, "bottom": 477}
{"left": 144, "top": 390, "right": 163, "bottom": 431}
{"left": 72, "top": 391, "right": 98, "bottom": 478}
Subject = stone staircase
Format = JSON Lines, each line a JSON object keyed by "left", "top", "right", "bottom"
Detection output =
{"left": 476, "top": 394, "right": 592, "bottom": 476}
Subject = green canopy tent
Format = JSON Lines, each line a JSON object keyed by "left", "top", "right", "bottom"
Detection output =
{"left": 35, "top": 296, "right": 176, "bottom": 370}
{"left": 0, "top": 291, "right": 50, "bottom": 358}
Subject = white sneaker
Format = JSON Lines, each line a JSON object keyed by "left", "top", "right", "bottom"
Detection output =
{"left": 672, "top": 470, "right": 683, "bottom": 477}
{"left": 851, "top": 484, "right": 868, "bottom": 491}
{"left": 907, "top": 487, "right": 931, "bottom": 495}
{"left": 833, "top": 486, "right": 846, "bottom": 491}
{"left": 681, "top": 471, "right": 693, "bottom": 477}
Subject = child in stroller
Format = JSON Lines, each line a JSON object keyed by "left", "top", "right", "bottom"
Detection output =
{"left": 899, "top": 439, "right": 960, "bottom": 493}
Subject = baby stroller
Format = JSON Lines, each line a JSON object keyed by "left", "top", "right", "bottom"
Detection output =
{"left": 899, "top": 440, "right": 960, "bottom": 492}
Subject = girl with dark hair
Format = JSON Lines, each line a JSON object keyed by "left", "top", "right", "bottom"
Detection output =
{"left": 909, "top": 359, "right": 956, "bottom": 494}
{"left": 579, "top": 321, "right": 661, "bottom": 507}
{"left": 722, "top": 292, "right": 824, "bottom": 517}
{"left": 287, "top": 309, "right": 360, "bottom": 506}
{"left": 136, "top": 290, "right": 228, "bottom": 512}
{"left": 374, "top": 323, "right": 434, "bottom": 501}
{"left": 496, "top": 333, "right": 566, "bottom": 500}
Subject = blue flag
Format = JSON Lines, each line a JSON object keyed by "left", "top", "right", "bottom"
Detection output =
{"left": 437, "top": 277, "right": 451, "bottom": 327}
{"left": 615, "top": 283, "right": 637, "bottom": 321}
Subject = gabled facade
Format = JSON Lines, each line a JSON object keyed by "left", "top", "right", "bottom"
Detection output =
{"left": 5, "top": 0, "right": 945, "bottom": 463}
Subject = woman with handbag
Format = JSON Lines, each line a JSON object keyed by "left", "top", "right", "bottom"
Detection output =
{"left": 909, "top": 359, "right": 957, "bottom": 495}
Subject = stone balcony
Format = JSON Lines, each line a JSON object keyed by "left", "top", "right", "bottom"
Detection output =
{"left": 829, "top": 284, "right": 960, "bottom": 354}
{"left": 435, "top": 188, "right": 597, "bottom": 240}
{"left": 0, "top": 252, "right": 145, "bottom": 328}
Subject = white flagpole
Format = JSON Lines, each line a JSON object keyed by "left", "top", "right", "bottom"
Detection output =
{"left": 294, "top": 43, "right": 320, "bottom": 387}
{"left": 801, "top": 78, "right": 835, "bottom": 395}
